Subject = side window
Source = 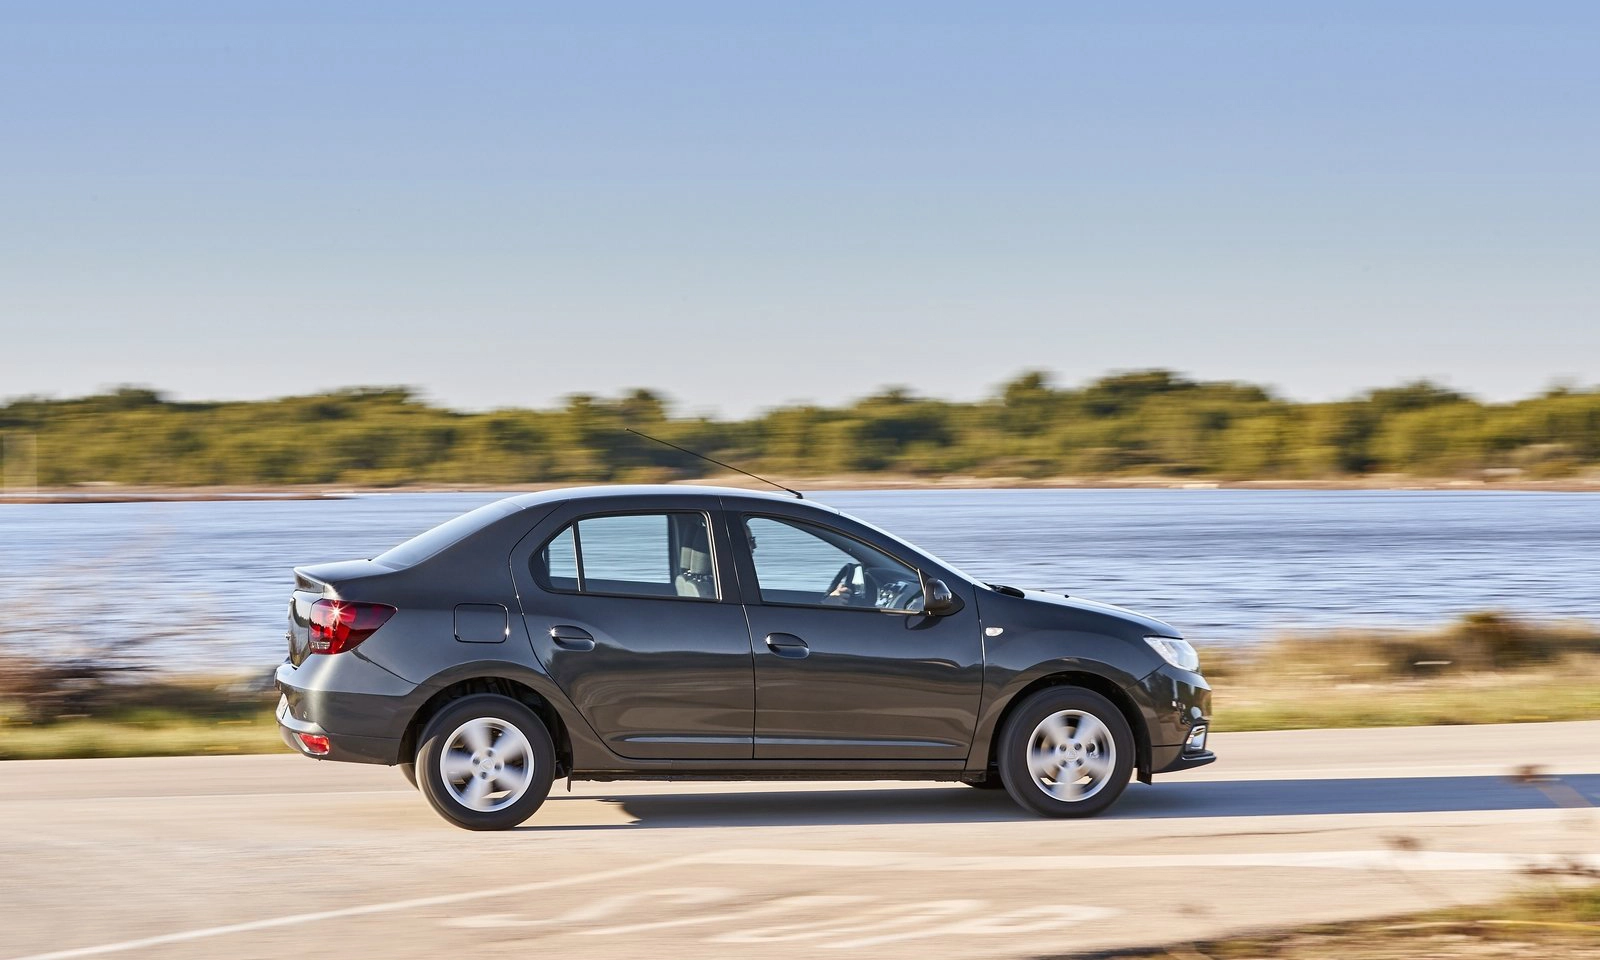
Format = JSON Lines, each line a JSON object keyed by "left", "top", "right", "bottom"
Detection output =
{"left": 534, "top": 512, "right": 718, "bottom": 601}
{"left": 744, "top": 516, "right": 923, "bottom": 612}
{"left": 543, "top": 526, "right": 579, "bottom": 590}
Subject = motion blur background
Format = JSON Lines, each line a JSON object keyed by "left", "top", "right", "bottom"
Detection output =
{"left": 4, "top": 7, "right": 1600, "bottom": 959}
{"left": 1, "top": 3, "right": 1597, "bottom": 767}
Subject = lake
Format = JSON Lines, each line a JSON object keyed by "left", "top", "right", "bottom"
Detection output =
{"left": 2, "top": 488, "right": 1596, "bottom": 672}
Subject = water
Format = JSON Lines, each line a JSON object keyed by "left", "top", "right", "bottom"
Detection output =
{"left": 2, "top": 489, "right": 1596, "bottom": 671}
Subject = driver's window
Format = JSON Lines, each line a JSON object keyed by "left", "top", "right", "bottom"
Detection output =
{"left": 743, "top": 516, "right": 922, "bottom": 612}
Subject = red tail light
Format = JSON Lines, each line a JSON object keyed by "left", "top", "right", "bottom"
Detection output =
{"left": 308, "top": 600, "right": 396, "bottom": 655}
{"left": 296, "top": 733, "right": 331, "bottom": 755}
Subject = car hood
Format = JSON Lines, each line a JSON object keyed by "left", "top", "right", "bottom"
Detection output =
{"left": 1013, "top": 588, "right": 1182, "bottom": 639}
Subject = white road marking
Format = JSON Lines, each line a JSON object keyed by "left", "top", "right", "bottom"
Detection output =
{"left": 0, "top": 791, "right": 412, "bottom": 804}
{"left": 451, "top": 893, "right": 1119, "bottom": 950}
{"left": 12, "top": 846, "right": 1600, "bottom": 960}
{"left": 697, "top": 848, "right": 1600, "bottom": 873}
{"left": 2, "top": 857, "right": 687, "bottom": 960}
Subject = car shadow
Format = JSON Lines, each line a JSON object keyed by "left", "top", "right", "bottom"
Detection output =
{"left": 526, "top": 774, "right": 1600, "bottom": 831}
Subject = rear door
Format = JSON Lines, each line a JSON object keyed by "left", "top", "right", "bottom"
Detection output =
{"left": 509, "top": 500, "right": 754, "bottom": 761}
{"left": 732, "top": 508, "right": 984, "bottom": 761}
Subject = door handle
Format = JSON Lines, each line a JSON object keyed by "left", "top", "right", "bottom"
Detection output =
{"left": 764, "top": 632, "right": 810, "bottom": 659}
{"left": 549, "top": 625, "right": 596, "bottom": 652}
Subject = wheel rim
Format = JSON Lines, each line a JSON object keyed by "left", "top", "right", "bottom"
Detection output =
{"left": 438, "top": 717, "right": 534, "bottom": 812}
{"left": 1026, "top": 709, "right": 1116, "bottom": 802}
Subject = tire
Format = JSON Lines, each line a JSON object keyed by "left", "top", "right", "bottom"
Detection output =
{"left": 997, "top": 687, "right": 1135, "bottom": 818}
{"left": 398, "top": 762, "right": 418, "bottom": 790}
{"left": 415, "top": 694, "right": 555, "bottom": 831}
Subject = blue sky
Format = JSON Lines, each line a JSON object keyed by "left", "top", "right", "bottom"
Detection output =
{"left": 1, "top": 2, "right": 1596, "bottom": 415}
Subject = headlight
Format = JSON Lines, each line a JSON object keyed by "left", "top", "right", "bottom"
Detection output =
{"left": 1145, "top": 636, "right": 1200, "bottom": 673}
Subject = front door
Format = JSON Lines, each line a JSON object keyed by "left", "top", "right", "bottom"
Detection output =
{"left": 736, "top": 513, "right": 984, "bottom": 760}
{"left": 512, "top": 507, "right": 753, "bottom": 761}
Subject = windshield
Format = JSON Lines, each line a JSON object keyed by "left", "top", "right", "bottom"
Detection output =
{"left": 829, "top": 507, "right": 980, "bottom": 586}
{"left": 374, "top": 499, "right": 519, "bottom": 568}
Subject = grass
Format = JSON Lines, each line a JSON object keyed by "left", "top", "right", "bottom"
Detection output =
{"left": 1081, "top": 882, "right": 1600, "bottom": 959}
{"left": 2, "top": 612, "right": 1598, "bottom": 760}
{"left": 0, "top": 665, "right": 288, "bottom": 760}
{"left": 0, "top": 711, "right": 284, "bottom": 760}
{"left": 1204, "top": 612, "right": 1600, "bottom": 732}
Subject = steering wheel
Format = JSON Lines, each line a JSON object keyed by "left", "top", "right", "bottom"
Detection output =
{"left": 824, "top": 562, "right": 866, "bottom": 604}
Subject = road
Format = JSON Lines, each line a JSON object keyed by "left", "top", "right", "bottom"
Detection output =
{"left": 2, "top": 721, "right": 1598, "bottom": 960}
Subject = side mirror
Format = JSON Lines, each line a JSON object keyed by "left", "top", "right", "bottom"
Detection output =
{"left": 923, "top": 577, "right": 964, "bottom": 617}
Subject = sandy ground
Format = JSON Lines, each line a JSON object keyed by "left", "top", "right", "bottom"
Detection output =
{"left": 2, "top": 722, "right": 1598, "bottom": 960}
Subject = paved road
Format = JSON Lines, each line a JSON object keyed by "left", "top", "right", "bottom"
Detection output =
{"left": 3, "top": 722, "right": 1599, "bottom": 960}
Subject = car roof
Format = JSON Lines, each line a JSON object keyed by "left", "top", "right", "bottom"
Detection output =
{"left": 502, "top": 484, "right": 820, "bottom": 512}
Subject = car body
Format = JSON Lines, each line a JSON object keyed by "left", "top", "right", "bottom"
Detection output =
{"left": 275, "top": 485, "right": 1214, "bottom": 828}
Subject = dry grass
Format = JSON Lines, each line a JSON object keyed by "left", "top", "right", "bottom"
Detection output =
{"left": 1205, "top": 612, "right": 1600, "bottom": 732}
{"left": 1077, "top": 883, "right": 1600, "bottom": 959}
{"left": 0, "top": 712, "right": 285, "bottom": 760}
{"left": 0, "top": 665, "right": 284, "bottom": 759}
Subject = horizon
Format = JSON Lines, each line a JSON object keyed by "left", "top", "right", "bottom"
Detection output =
{"left": 6, "top": 365, "right": 1595, "bottom": 418}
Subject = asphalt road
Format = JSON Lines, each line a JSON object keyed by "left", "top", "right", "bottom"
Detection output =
{"left": 3, "top": 721, "right": 1599, "bottom": 960}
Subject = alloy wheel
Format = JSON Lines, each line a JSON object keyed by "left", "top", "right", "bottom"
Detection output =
{"left": 438, "top": 716, "right": 535, "bottom": 812}
{"left": 1025, "top": 709, "right": 1116, "bottom": 802}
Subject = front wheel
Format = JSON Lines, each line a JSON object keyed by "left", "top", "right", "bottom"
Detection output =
{"left": 415, "top": 694, "right": 555, "bottom": 830}
{"left": 998, "top": 687, "right": 1135, "bottom": 818}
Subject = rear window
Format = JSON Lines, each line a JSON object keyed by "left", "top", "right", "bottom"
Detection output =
{"left": 374, "top": 499, "right": 519, "bottom": 568}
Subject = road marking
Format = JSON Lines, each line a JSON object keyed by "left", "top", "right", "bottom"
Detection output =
{"left": 2, "top": 857, "right": 687, "bottom": 960}
{"left": 697, "top": 848, "right": 1600, "bottom": 873}
{"left": 12, "top": 846, "right": 1600, "bottom": 960}
{"left": 0, "top": 790, "right": 413, "bottom": 804}
{"left": 450, "top": 892, "right": 1120, "bottom": 950}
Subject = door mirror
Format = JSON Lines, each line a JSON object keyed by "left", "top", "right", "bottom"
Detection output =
{"left": 923, "top": 577, "right": 963, "bottom": 617}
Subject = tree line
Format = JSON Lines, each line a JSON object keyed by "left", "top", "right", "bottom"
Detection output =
{"left": 2, "top": 370, "right": 1597, "bottom": 486}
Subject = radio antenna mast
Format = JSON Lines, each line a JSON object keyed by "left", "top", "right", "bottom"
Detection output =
{"left": 626, "top": 428, "right": 803, "bottom": 499}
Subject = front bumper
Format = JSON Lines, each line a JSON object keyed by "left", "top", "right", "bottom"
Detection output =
{"left": 1138, "top": 663, "right": 1215, "bottom": 777}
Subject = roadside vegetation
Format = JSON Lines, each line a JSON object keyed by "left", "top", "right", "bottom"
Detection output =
{"left": 2, "top": 612, "right": 1596, "bottom": 760}
{"left": 1082, "top": 882, "right": 1600, "bottom": 959}
{"left": 0, "top": 660, "right": 280, "bottom": 760}
{"left": 3, "top": 370, "right": 1600, "bottom": 487}
{"left": 1207, "top": 611, "right": 1600, "bottom": 731}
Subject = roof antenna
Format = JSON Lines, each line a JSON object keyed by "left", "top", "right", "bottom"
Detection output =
{"left": 626, "top": 428, "right": 803, "bottom": 499}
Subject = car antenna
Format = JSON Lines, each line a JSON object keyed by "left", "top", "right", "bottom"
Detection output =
{"left": 626, "top": 428, "right": 803, "bottom": 499}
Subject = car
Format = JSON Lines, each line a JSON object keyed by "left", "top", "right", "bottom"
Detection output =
{"left": 275, "top": 485, "right": 1213, "bottom": 829}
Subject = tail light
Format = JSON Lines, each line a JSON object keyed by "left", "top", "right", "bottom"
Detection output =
{"left": 296, "top": 733, "right": 331, "bottom": 755}
{"left": 308, "top": 600, "right": 396, "bottom": 655}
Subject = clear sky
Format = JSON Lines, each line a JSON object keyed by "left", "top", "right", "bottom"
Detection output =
{"left": 2, "top": 2, "right": 1596, "bottom": 416}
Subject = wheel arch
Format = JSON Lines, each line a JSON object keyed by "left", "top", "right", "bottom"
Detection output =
{"left": 401, "top": 676, "right": 574, "bottom": 777}
{"left": 979, "top": 670, "right": 1154, "bottom": 784}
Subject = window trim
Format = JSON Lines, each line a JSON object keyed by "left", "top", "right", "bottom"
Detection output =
{"left": 531, "top": 509, "right": 721, "bottom": 603}
{"left": 740, "top": 513, "right": 928, "bottom": 615}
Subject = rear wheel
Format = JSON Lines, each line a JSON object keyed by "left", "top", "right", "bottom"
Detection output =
{"left": 415, "top": 694, "right": 555, "bottom": 830}
{"left": 998, "top": 687, "right": 1135, "bottom": 818}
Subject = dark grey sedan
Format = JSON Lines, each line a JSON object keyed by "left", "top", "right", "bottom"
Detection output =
{"left": 275, "top": 486, "right": 1214, "bottom": 829}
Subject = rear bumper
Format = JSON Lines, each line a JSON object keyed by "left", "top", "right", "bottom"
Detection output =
{"left": 276, "top": 695, "right": 402, "bottom": 764}
{"left": 274, "top": 657, "right": 416, "bottom": 765}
